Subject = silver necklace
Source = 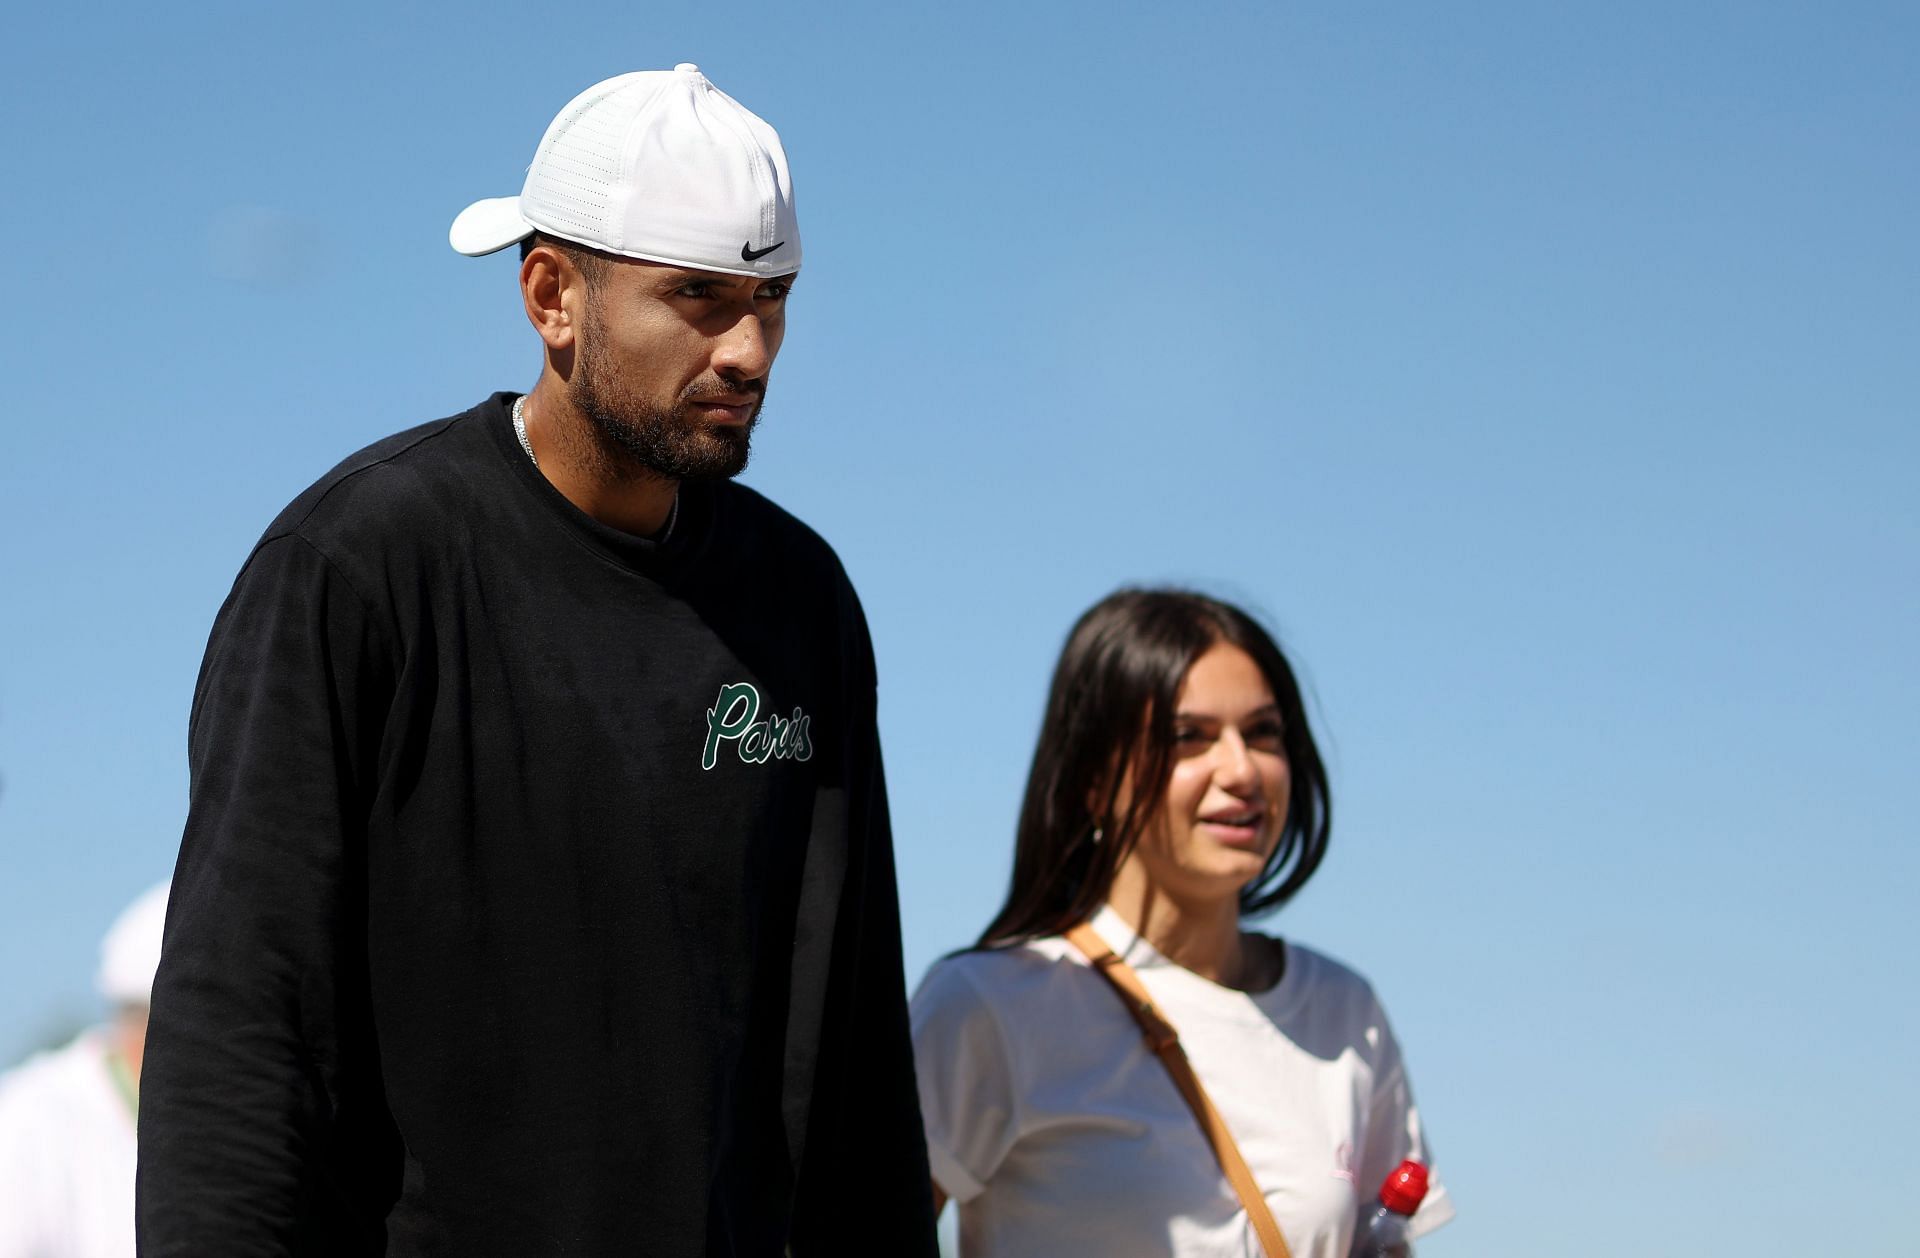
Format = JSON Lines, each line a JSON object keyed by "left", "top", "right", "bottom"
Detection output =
{"left": 513, "top": 394, "right": 680, "bottom": 538}
{"left": 511, "top": 394, "right": 538, "bottom": 467}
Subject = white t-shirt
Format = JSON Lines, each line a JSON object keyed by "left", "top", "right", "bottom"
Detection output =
{"left": 911, "top": 907, "right": 1454, "bottom": 1257}
{"left": 0, "top": 1030, "right": 139, "bottom": 1258}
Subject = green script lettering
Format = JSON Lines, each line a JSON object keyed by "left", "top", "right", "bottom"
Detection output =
{"left": 702, "top": 683, "right": 761, "bottom": 770}
{"left": 701, "top": 683, "right": 816, "bottom": 769}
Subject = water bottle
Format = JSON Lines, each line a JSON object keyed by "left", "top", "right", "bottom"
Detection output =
{"left": 1351, "top": 1159, "right": 1428, "bottom": 1258}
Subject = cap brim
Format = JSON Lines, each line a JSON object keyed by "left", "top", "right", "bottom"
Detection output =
{"left": 449, "top": 196, "right": 533, "bottom": 256}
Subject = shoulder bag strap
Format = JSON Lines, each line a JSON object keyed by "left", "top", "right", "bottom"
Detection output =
{"left": 1065, "top": 924, "right": 1293, "bottom": 1258}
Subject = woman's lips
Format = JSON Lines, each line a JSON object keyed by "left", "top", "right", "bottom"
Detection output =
{"left": 1198, "top": 818, "right": 1264, "bottom": 848}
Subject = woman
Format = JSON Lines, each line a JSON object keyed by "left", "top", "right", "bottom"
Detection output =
{"left": 911, "top": 589, "right": 1454, "bottom": 1256}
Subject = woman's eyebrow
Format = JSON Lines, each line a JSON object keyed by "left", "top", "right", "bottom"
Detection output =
{"left": 1173, "top": 703, "right": 1282, "bottom": 720}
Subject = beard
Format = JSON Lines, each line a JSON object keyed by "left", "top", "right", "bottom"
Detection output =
{"left": 569, "top": 305, "right": 763, "bottom": 482}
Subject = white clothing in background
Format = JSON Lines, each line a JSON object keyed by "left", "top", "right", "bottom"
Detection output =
{"left": 911, "top": 907, "right": 1455, "bottom": 1257}
{"left": 0, "top": 1030, "right": 137, "bottom": 1258}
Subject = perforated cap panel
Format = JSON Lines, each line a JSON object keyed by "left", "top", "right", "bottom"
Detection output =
{"left": 520, "top": 76, "right": 647, "bottom": 242}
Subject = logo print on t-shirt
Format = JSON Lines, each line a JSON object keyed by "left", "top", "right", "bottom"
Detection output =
{"left": 701, "top": 681, "right": 814, "bottom": 770}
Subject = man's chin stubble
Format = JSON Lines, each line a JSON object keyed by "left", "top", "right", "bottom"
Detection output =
{"left": 572, "top": 391, "right": 758, "bottom": 483}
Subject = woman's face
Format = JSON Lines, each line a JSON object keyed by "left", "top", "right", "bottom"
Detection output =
{"left": 1115, "top": 641, "right": 1292, "bottom": 905}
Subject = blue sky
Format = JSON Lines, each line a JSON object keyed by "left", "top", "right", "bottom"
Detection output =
{"left": 2, "top": 2, "right": 1915, "bottom": 1253}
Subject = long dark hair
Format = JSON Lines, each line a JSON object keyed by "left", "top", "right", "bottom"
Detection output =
{"left": 978, "top": 589, "right": 1331, "bottom": 948}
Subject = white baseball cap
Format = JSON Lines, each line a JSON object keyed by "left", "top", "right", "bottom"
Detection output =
{"left": 450, "top": 64, "right": 801, "bottom": 279}
{"left": 96, "top": 881, "right": 169, "bottom": 1008}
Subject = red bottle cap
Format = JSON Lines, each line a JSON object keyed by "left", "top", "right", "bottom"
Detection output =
{"left": 1378, "top": 1160, "right": 1429, "bottom": 1215}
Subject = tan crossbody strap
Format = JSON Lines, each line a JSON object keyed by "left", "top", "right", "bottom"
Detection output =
{"left": 1065, "top": 924, "right": 1293, "bottom": 1258}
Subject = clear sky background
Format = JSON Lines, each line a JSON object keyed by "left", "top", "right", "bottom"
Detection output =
{"left": 3, "top": 2, "right": 1915, "bottom": 1253}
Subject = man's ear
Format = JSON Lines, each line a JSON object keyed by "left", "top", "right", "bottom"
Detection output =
{"left": 521, "top": 243, "right": 582, "bottom": 351}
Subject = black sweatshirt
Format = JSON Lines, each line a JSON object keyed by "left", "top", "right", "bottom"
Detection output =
{"left": 137, "top": 394, "right": 937, "bottom": 1256}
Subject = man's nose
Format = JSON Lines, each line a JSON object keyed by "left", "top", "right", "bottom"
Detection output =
{"left": 711, "top": 311, "right": 772, "bottom": 382}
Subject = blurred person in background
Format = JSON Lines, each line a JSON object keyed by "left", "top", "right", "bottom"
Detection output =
{"left": 0, "top": 881, "right": 168, "bottom": 1258}
{"left": 911, "top": 590, "right": 1455, "bottom": 1256}
{"left": 137, "top": 65, "right": 933, "bottom": 1256}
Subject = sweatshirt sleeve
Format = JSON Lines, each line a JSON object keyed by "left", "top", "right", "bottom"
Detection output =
{"left": 138, "top": 533, "right": 398, "bottom": 1255}
{"left": 785, "top": 589, "right": 939, "bottom": 1256}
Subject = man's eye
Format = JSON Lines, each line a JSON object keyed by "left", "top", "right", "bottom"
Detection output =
{"left": 757, "top": 282, "right": 791, "bottom": 301}
{"left": 676, "top": 282, "right": 713, "bottom": 298}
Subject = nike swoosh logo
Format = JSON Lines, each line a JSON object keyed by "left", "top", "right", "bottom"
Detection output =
{"left": 740, "top": 240, "right": 785, "bottom": 262}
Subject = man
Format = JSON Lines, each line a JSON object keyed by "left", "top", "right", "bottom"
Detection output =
{"left": 138, "top": 66, "right": 937, "bottom": 1255}
{"left": 0, "top": 881, "right": 167, "bottom": 1258}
